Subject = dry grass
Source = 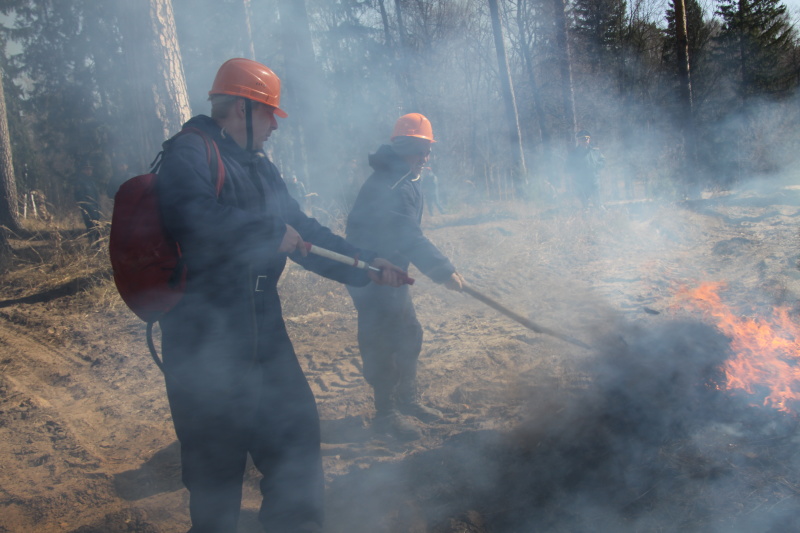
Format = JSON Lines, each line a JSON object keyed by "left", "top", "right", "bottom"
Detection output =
{"left": 1, "top": 217, "right": 114, "bottom": 303}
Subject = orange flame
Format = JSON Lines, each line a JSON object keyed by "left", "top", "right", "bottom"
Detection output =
{"left": 675, "top": 282, "right": 800, "bottom": 414}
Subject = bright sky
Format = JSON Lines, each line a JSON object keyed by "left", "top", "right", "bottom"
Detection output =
{"left": 785, "top": 0, "right": 800, "bottom": 19}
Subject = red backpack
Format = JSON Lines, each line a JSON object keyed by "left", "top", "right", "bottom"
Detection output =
{"left": 109, "top": 127, "right": 224, "bottom": 368}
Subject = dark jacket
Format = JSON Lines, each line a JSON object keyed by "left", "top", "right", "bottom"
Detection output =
{"left": 156, "top": 115, "right": 374, "bottom": 383}
{"left": 74, "top": 170, "right": 100, "bottom": 214}
{"left": 567, "top": 145, "right": 605, "bottom": 184}
{"left": 346, "top": 145, "right": 454, "bottom": 283}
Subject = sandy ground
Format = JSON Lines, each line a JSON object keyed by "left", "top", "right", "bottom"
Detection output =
{"left": 2, "top": 184, "right": 800, "bottom": 532}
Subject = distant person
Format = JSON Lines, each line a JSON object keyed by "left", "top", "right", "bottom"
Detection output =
{"left": 421, "top": 166, "right": 446, "bottom": 216}
{"left": 73, "top": 161, "right": 102, "bottom": 248}
{"left": 155, "top": 58, "right": 407, "bottom": 533}
{"left": 346, "top": 113, "right": 465, "bottom": 441}
{"left": 286, "top": 174, "right": 308, "bottom": 212}
{"left": 106, "top": 161, "right": 130, "bottom": 200}
{"left": 566, "top": 129, "right": 605, "bottom": 209}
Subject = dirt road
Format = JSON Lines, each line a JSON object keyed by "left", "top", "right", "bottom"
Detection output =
{"left": 2, "top": 188, "right": 800, "bottom": 532}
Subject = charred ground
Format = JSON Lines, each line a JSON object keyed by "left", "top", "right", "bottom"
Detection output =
{"left": 2, "top": 185, "right": 800, "bottom": 532}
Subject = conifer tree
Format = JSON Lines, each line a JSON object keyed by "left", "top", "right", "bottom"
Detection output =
{"left": 0, "top": 63, "right": 19, "bottom": 234}
{"left": 715, "top": 0, "right": 799, "bottom": 100}
{"left": 663, "top": 0, "right": 713, "bottom": 103}
{"left": 8, "top": 1, "right": 113, "bottom": 201}
{"left": 573, "top": 0, "right": 627, "bottom": 73}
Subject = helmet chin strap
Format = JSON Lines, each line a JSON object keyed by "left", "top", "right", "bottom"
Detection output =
{"left": 245, "top": 98, "right": 254, "bottom": 151}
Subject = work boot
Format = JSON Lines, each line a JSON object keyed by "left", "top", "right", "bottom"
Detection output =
{"left": 396, "top": 376, "right": 444, "bottom": 422}
{"left": 372, "top": 410, "right": 423, "bottom": 441}
{"left": 397, "top": 400, "right": 444, "bottom": 423}
{"left": 371, "top": 384, "right": 423, "bottom": 440}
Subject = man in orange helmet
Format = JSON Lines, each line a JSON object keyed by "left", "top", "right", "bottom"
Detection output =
{"left": 346, "top": 113, "right": 465, "bottom": 441}
{"left": 156, "top": 58, "right": 407, "bottom": 533}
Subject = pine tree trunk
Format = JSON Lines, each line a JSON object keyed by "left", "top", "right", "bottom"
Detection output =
{"left": 377, "top": 0, "right": 393, "bottom": 46}
{"left": 116, "top": 0, "right": 191, "bottom": 171}
{"left": 275, "top": 0, "right": 329, "bottom": 195}
{"left": 0, "top": 231, "right": 11, "bottom": 273}
{"left": 487, "top": 0, "right": 528, "bottom": 193}
{"left": 675, "top": 0, "right": 697, "bottom": 194}
{"left": 554, "top": 0, "right": 577, "bottom": 147}
{"left": 0, "top": 68, "right": 20, "bottom": 234}
{"left": 392, "top": 0, "right": 418, "bottom": 109}
{"left": 516, "top": 1, "right": 553, "bottom": 187}
{"left": 242, "top": 0, "right": 256, "bottom": 59}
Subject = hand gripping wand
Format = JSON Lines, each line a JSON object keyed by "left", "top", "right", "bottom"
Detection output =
{"left": 304, "top": 242, "right": 415, "bottom": 285}
{"left": 304, "top": 243, "right": 587, "bottom": 349}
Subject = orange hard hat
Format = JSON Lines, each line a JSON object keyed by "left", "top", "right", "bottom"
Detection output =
{"left": 208, "top": 58, "right": 288, "bottom": 118}
{"left": 391, "top": 113, "right": 435, "bottom": 143}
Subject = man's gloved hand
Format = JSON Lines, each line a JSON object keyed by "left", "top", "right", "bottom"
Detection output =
{"left": 443, "top": 271, "right": 464, "bottom": 292}
{"left": 368, "top": 258, "right": 409, "bottom": 287}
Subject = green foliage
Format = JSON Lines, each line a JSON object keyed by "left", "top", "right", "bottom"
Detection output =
{"left": 2, "top": 0, "right": 127, "bottom": 208}
{"left": 0, "top": 0, "right": 797, "bottom": 219}
{"left": 573, "top": 0, "right": 628, "bottom": 72}
{"left": 662, "top": 0, "right": 715, "bottom": 103}
{"left": 715, "top": 0, "right": 799, "bottom": 100}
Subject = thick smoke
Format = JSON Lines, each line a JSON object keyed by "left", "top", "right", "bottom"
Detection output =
{"left": 325, "top": 317, "right": 800, "bottom": 533}
{"left": 118, "top": 3, "right": 800, "bottom": 532}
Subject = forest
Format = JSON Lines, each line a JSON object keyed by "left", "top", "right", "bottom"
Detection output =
{"left": 3, "top": 2, "right": 800, "bottom": 532}
{"left": 0, "top": 0, "right": 798, "bottom": 251}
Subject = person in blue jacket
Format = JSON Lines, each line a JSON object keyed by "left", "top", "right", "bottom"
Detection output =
{"left": 566, "top": 129, "right": 605, "bottom": 209}
{"left": 73, "top": 161, "right": 102, "bottom": 248}
{"left": 156, "top": 58, "right": 406, "bottom": 533}
{"left": 346, "top": 113, "right": 465, "bottom": 441}
{"left": 420, "top": 166, "right": 446, "bottom": 216}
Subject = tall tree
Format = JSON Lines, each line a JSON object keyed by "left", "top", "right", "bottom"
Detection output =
{"left": 392, "top": 0, "right": 419, "bottom": 109}
{"left": 716, "top": 0, "right": 798, "bottom": 101}
{"left": 116, "top": 0, "right": 191, "bottom": 171}
{"left": 377, "top": 0, "right": 393, "bottom": 46}
{"left": 488, "top": 0, "right": 528, "bottom": 193}
{"left": 660, "top": 0, "right": 699, "bottom": 196}
{"left": 174, "top": 0, "right": 261, "bottom": 114}
{"left": 6, "top": 1, "right": 124, "bottom": 206}
{"left": 511, "top": 0, "right": 558, "bottom": 190}
{"left": 664, "top": 0, "right": 713, "bottom": 104}
{"left": 573, "top": 0, "right": 627, "bottom": 73}
{"left": 242, "top": 0, "right": 256, "bottom": 59}
{"left": 276, "top": 0, "right": 332, "bottom": 195}
{"left": 673, "top": 0, "right": 696, "bottom": 180}
{"left": 553, "top": 0, "right": 577, "bottom": 144}
{"left": 0, "top": 65, "right": 19, "bottom": 234}
{"left": 513, "top": 0, "right": 551, "bottom": 147}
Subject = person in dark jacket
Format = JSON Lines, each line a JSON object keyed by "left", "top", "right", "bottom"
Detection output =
{"left": 286, "top": 174, "right": 308, "bottom": 213}
{"left": 73, "top": 161, "right": 102, "bottom": 248}
{"left": 566, "top": 129, "right": 605, "bottom": 209}
{"left": 156, "top": 58, "right": 406, "bottom": 533}
{"left": 346, "top": 113, "right": 464, "bottom": 441}
{"left": 105, "top": 161, "right": 129, "bottom": 200}
{"left": 420, "top": 166, "right": 446, "bottom": 216}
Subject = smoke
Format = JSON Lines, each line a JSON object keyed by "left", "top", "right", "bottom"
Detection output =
{"left": 325, "top": 315, "right": 800, "bottom": 533}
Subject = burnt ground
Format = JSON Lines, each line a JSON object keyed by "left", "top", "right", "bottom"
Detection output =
{"left": 2, "top": 183, "right": 800, "bottom": 532}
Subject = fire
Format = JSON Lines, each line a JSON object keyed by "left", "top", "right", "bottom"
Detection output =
{"left": 676, "top": 282, "right": 800, "bottom": 414}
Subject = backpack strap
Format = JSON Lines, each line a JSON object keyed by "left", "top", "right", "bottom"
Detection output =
{"left": 145, "top": 127, "right": 226, "bottom": 373}
{"left": 163, "top": 126, "right": 226, "bottom": 284}
{"left": 177, "top": 126, "right": 226, "bottom": 193}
